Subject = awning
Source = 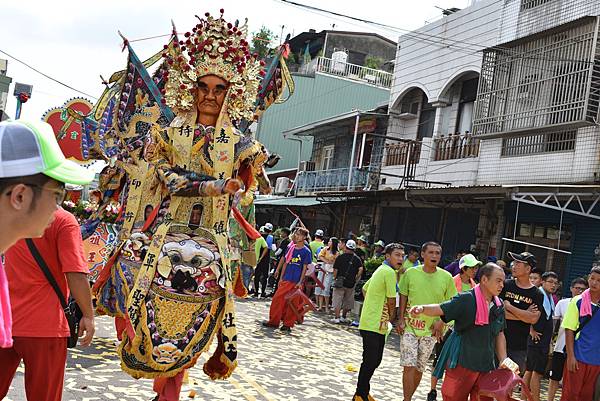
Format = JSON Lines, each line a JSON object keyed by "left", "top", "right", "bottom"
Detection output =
{"left": 254, "top": 196, "right": 328, "bottom": 207}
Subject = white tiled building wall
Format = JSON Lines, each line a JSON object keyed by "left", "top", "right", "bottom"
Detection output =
{"left": 477, "top": 126, "right": 600, "bottom": 185}
{"left": 382, "top": 0, "right": 600, "bottom": 188}
{"left": 388, "top": 0, "right": 501, "bottom": 116}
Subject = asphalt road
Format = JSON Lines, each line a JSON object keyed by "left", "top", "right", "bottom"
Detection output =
{"left": 5, "top": 297, "right": 558, "bottom": 401}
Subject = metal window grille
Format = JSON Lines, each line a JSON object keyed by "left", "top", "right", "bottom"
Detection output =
{"left": 500, "top": 129, "right": 576, "bottom": 156}
{"left": 473, "top": 17, "right": 600, "bottom": 136}
{"left": 520, "top": 0, "right": 553, "bottom": 11}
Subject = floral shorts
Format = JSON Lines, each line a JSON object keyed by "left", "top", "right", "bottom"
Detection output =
{"left": 399, "top": 332, "right": 437, "bottom": 372}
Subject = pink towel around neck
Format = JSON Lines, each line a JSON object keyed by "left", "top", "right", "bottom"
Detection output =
{"left": 0, "top": 260, "right": 13, "bottom": 348}
{"left": 474, "top": 284, "right": 502, "bottom": 326}
{"left": 284, "top": 242, "right": 295, "bottom": 264}
{"left": 580, "top": 288, "right": 593, "bottom": 317}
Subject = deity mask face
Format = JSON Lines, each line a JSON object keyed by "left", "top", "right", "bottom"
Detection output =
{"left": 196, "top": 75, "right": 229, "bottom": 126}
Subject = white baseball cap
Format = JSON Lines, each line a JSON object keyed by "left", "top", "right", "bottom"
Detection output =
{"left": 0, "top": 119, "right": 94, "bottom": 184}
{"left": 264, "top": 222, "right": 273, "bottom": 231}
{"left": 315, "top": 229, "right": 324, "bottom": 237}
{"left": 345, "top": 239, "right": 356, "bottom": 250}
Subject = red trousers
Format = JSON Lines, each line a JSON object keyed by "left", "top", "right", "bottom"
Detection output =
{"left": 561, "top": 360, "right": 600, "bottom": 401}
{"left": 441, "top": 364, "right": 493, "bottom": 401}
{"left": 0, "top": 337, "right": 68, "bottom": 401}
{"left": 153, "top": 371, "right": 185, "bottom": 401}
{"left": 268, "top": 280, "right": 300, "bottom": 328}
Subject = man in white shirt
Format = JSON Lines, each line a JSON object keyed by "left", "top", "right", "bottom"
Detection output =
{"left": 547, "top": 277, "right": 588, "bottom": 401}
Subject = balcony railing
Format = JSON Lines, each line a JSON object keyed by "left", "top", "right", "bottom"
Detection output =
{"left": 384, "top": 142, "right": 422, "bottom": 166}
{"left": 295, "top": 167, "right": 369, "bottom": 194}
{"left": 433, "top": 133, "right": 480, "bottom": 161}
{"left": 301, "top": 57, "right": 393, "bottom": 89}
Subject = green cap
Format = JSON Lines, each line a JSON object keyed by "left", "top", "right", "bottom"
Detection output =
{"left": 459, "top": 254, "right": 482, "bottom": 269}
{"left": 0, "top": 119, "right": 95, "bottom": 185}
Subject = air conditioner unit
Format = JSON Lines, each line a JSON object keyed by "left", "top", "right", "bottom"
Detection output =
{"left": 274, "top": 177, "right": 291, "bottom": 195}
{"left": 398, "top": 101, "right": 419, "bottom": 120}
{"left": 298, "top": 160, "right": 315, "bottom": 172}
{"left": 398, "top": 112, "right": 418, "bottom": 120}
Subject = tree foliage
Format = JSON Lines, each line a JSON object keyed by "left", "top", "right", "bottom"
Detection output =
{"left": 364, "top": 55, "right": 383, "bottom": 70}
{"left": 251, "top": 26, "right": 276, "bottom": 59}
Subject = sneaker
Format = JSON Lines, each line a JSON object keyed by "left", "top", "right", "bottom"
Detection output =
{"left": 280, "top": 325, "right": 291, "bottom": 332}
{"left": 427, "top": 389, "right": 437, "bottom": 401}
{"left": 261, "top": 321, "right": 278, "bottom": 328}
{"left": 332, "top": 318, "right": 341, "bottom": 324}
{"left": 340, "top": 317, "right": 350, "bottom": 324}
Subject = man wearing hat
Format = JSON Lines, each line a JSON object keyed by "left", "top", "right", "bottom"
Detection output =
{"left": 309, "top": 229, "right": 325, "bottom": 263}
{"left": 332, "top": 239, "right": 363, "bottom": 324}
{"left": 373, "top": 240, "right": 385, "bottom": 258}
{"left": 356, "top": 235, "right": 370, "bottom": 261}
{"left": 264, "top": 222, "right": 276, "bottom": 253}
{"left": 0, "top": 119, "right": 95, "bottom": 401}
{"left": 499, "top": 251, "right": 544, "bottom": 374}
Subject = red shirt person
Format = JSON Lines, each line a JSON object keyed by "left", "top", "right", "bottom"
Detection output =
{"left": 0, "top": 208, "right": 95, "bottom": 401}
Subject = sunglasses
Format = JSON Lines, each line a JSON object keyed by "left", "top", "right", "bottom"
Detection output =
{"left": 4, "top": 183, "right": 66, "bottom": 206}
{"left": 573, "top": 286, "right": 587, "bottom": 291}
{"left": 28, "top": 184, "right": 67, "bottom": 206}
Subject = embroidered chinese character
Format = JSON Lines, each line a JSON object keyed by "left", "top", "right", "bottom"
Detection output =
{"left": 178, "top": 125, "right": 192, "bottom": 137}
{"left": 223, "top": 312, "right": 235, "bottom": 328}
{"left": 143, "top": 253, "right": 156, "bottom": 269}
{"left": 213, "top": 220, "right": 226, "bottom": 235}
{"left": 216, "top": 129, "right": 229, "bottom": 143}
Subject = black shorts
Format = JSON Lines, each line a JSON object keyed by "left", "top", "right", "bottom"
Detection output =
{"left": 507, "top": 349, "right": 527, "bottom": 374}
{"left": 526, "top": 346, "right": 549, "bottom": 374}
{"left": 549, "top": 351, "right": 566, "bottom": 381}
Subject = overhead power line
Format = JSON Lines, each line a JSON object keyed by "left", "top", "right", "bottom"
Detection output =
{"left": 274, "top": 0, "right": 593, "bottom": 64}
{"left": 0, "top": 49, "right": 98, "bottom": 100}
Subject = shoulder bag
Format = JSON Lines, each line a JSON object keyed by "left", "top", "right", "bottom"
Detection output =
{"left": 25, "top": 239, "right": 82, "bottom": 348}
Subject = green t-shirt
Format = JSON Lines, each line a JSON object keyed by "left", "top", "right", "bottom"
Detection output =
{"left": 402, "top": 259, "right": 418, "bottom": 269}
{"left": 309, "top": 240, "right": 324, "bottom": 262}
{"left": 461, "top": 281, "right": 472, "bottom": 292}
{"left": 440, "top": 291, "right": 506, "bottom": 372}
{"left": 359, "top": 263, "right": 398, "bottom": 335}
{"left": 255, "top": 236, "right": 268, "bottom": 261}
{"left": 399, "top": 265, "right": 457, "bottom": 336}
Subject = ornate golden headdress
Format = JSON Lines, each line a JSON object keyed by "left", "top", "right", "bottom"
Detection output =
{"left": 161, "top": 9, "right": 265, "bottom": 122}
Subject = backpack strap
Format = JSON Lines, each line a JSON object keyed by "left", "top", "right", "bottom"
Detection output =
{"left": 25, "top": 239, "right": 68, "bottom": 310}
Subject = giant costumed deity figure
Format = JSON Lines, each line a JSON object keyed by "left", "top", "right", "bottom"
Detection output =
{"left": 91, "top": 9, "right": 293, "bottom": 399}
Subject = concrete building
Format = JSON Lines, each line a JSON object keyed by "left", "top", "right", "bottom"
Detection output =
{"left": 372, "top": 0, "right": 600, "bottom": 285}
{"left": 0, "top": 59, "right": 12, "bottom": 120}
{"left": 255, "top": 30, "right": 396, "bottom": 177}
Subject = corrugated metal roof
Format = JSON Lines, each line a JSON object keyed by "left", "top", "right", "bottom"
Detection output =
{"left": 254, "top": 196, "right": 330, "bottom": 207}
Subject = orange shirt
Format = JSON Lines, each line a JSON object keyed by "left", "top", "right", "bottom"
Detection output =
{"left": 5, "top": 208, "right": 88, "bottom": 337}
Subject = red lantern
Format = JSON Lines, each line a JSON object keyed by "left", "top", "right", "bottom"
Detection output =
{"left": 18, "top": 92, "right": 30, "bottom": 103}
